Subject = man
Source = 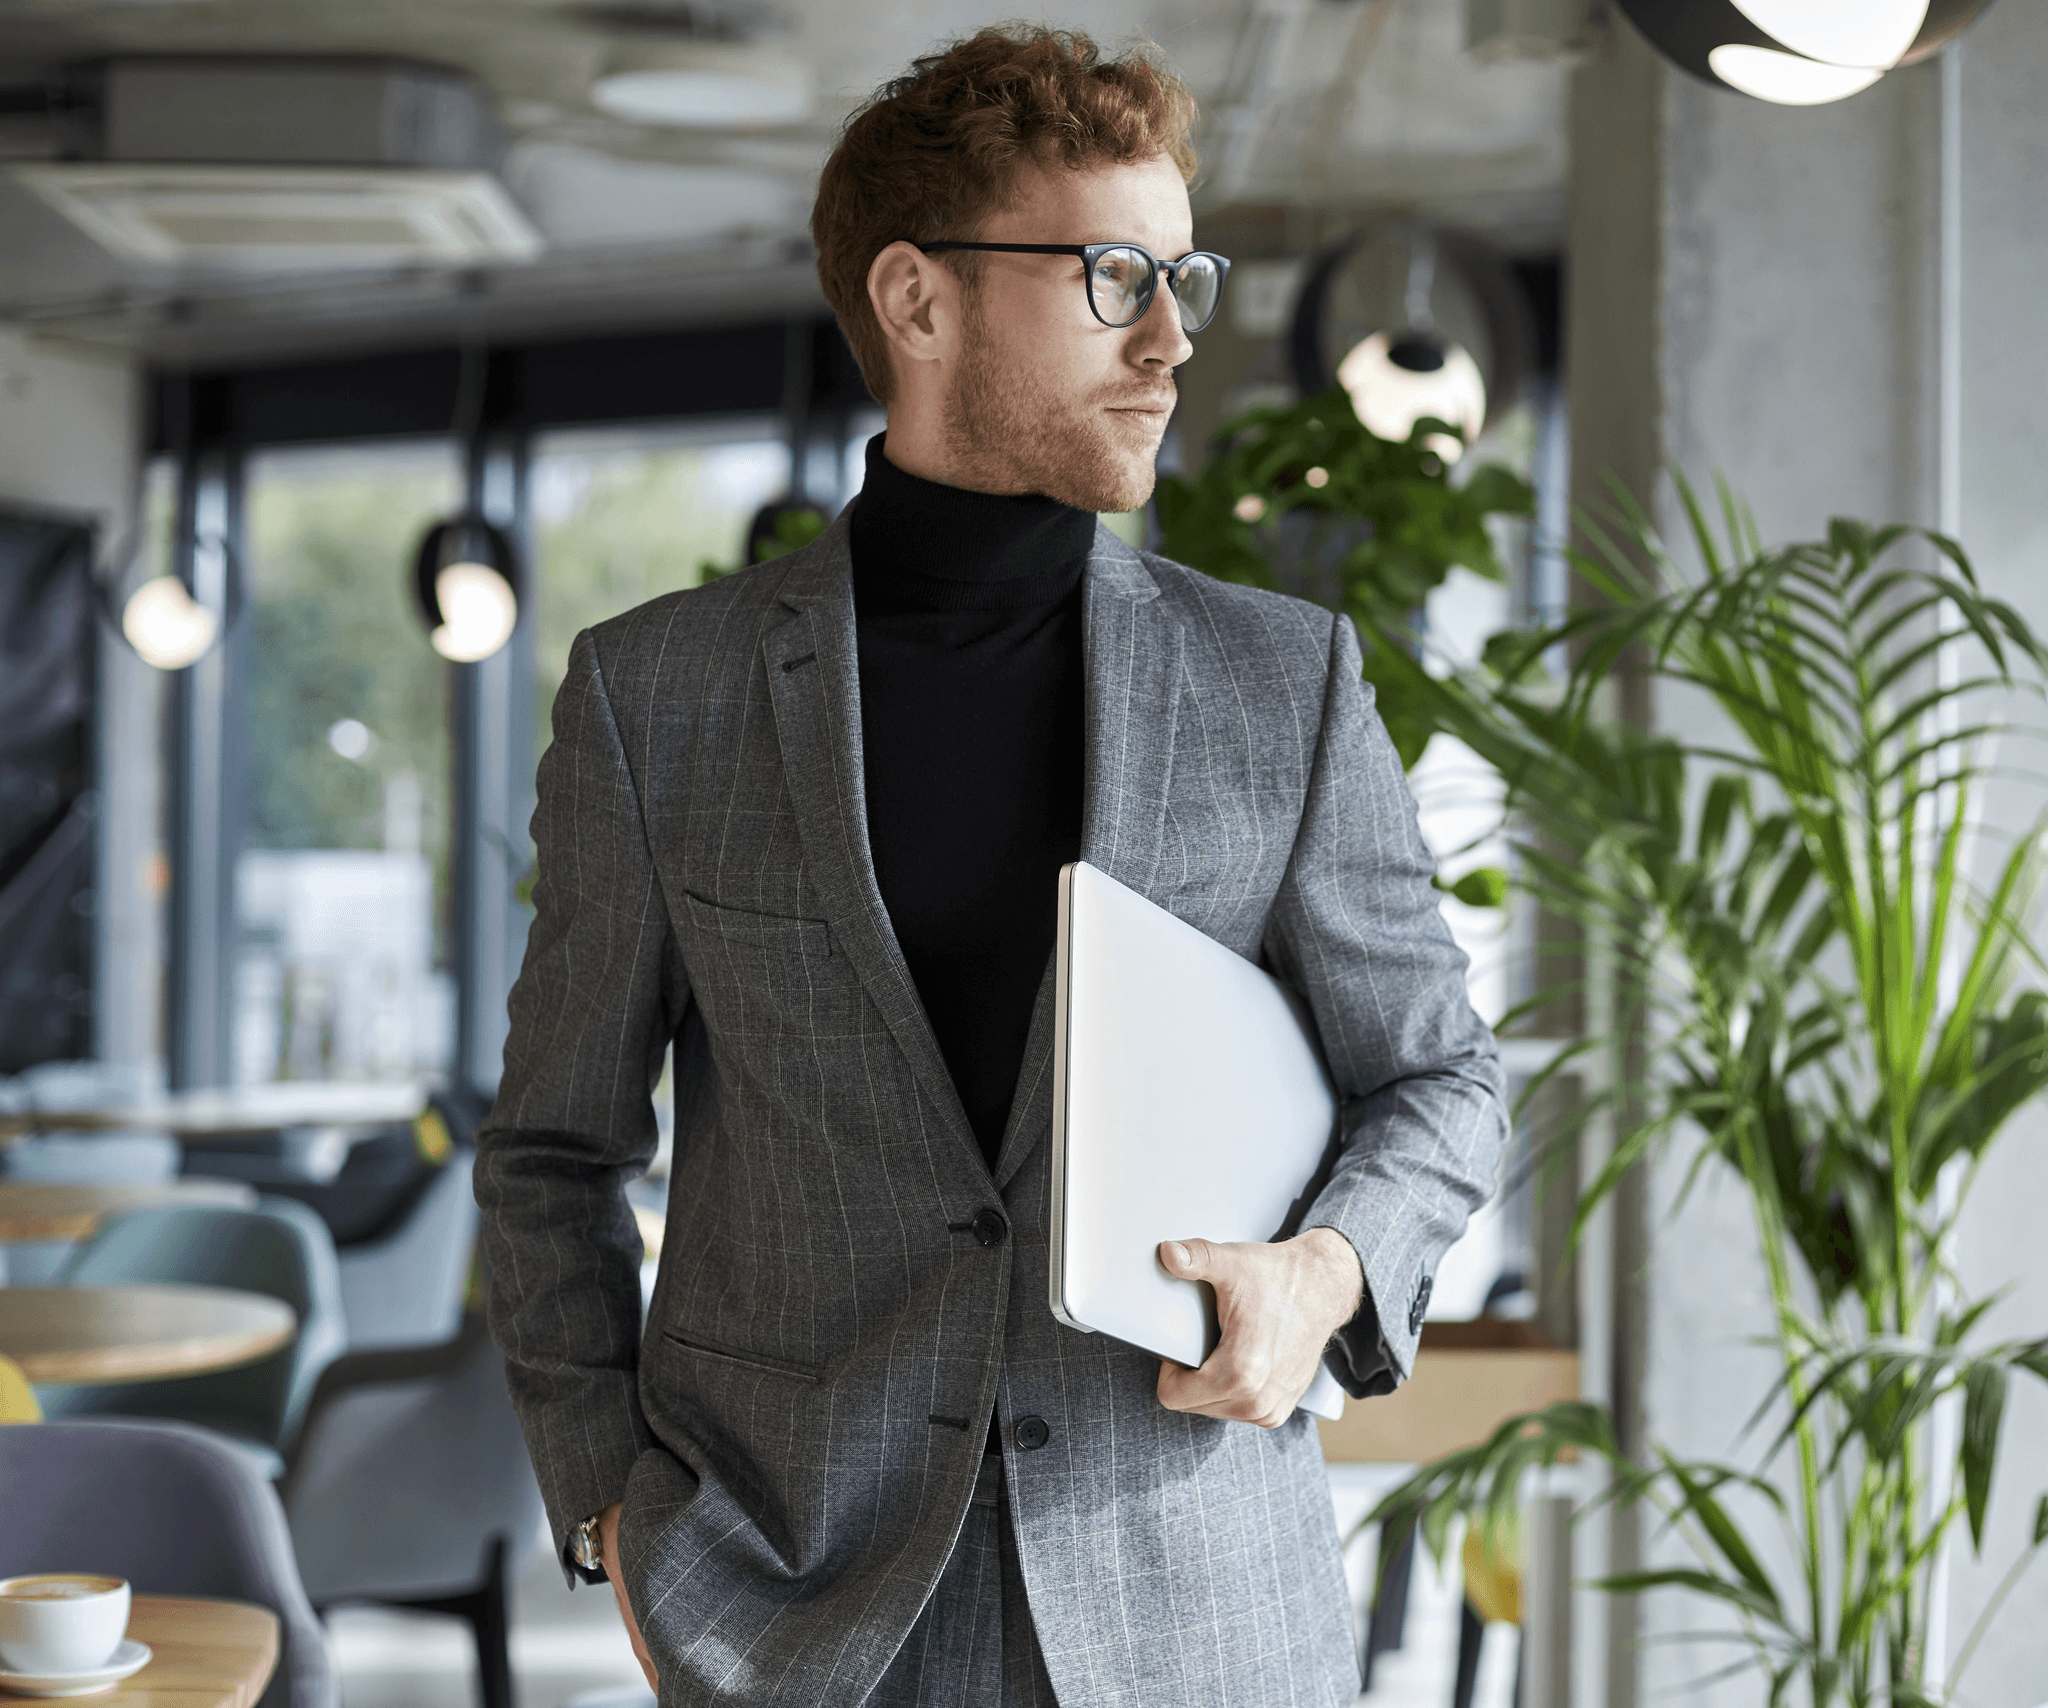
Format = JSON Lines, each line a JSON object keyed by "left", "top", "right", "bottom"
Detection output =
{"left": 477, "top": 25, "right": 1505, "bottom": 1707}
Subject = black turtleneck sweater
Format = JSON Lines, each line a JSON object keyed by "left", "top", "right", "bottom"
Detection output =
{"left": 848, "top": 436, "right": 1095, "bottom": 1170}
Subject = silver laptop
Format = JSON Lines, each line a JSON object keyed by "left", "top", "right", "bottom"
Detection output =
{"left": 1049, "top": 861, "right": 1347, "bottom": 1421}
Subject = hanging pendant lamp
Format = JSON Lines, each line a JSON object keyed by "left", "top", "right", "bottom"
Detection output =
{"left": 1615, "top": 0, "right": 1999, "bottom": 105}
{"left": 412, "top": 515, "right": 520, "bottom": 663}
{"left": 94, "top": 524, "right": 241, "bottom": 672}
{"left": 407, "top": 341, "right": 521, "bottom": 663}
{"left": 1289, "top": 222, "right": 1534, "bottom": 459}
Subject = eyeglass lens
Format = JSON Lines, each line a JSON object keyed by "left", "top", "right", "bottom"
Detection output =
{"left": 1088, "top": 247, "right": 1224, "bottom": 332}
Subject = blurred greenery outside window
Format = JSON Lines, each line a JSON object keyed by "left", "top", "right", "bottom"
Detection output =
{"left": 529, "top": 420, "right": 795, "bottom": 770}
{"left": 237, "top": 439, "right": 461, "bottom": 1084}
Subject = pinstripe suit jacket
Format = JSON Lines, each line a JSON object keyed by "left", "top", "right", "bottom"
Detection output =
{"left": 475, "top": 511, "right": 1507, "bottom": 1707}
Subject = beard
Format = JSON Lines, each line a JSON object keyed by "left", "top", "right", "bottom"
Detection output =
{"left": 940, "top": 295, "right": 1173, "bottom": 512}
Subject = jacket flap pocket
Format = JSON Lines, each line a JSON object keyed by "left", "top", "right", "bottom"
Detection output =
{"left": 663, "top": 1328, "right": 821, "bottom": 1382}
{"left": 682, "top": 891, "right": 832, "bottom": 957}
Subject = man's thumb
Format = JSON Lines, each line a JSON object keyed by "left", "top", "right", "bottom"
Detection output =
{"left": 1159, "top": 1239, "right": 1206, "bottom": 1276}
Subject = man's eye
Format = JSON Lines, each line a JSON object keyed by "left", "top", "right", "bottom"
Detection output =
{"left": 1094, "top": 258, "right": 1144, "bottom": 300}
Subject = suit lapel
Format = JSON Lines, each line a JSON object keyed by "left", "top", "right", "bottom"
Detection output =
{"left": 1076, "top": 529, "right": 1184, "bottom": 893}
{"left": 762, "top": 522, "right": 980, "bottom": 1170}
{"left": 993, "top": 526, "right": 1183, "bottom": 1189}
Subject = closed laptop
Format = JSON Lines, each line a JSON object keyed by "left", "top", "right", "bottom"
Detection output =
{"left": 1049, "top": 861, "right": 1347, "bottom": 1421}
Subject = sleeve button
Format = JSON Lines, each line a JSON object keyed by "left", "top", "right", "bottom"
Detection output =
{"left": 1014, "top": 1415, "right": 1050, "bottom": 1451}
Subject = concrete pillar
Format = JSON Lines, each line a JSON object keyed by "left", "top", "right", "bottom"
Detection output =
{"left": 1565, "top": 6, "right": 2048, "bottom": 1703}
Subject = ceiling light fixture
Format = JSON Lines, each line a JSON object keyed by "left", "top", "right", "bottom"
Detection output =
{"left": 410, "top": 343, "right": 521, "bottom": 664}
{"left": 1614, "top": 0, "right": 2001, "bottom": 105}
{"left": 96, "top": 524, "right": 240, "bottom": 673}
{"left": 412, "top": 517, "right": 520, "bottom": 663}
{"left": 1337, "top": 333, "right": 1489, "bottom": 460}
{"left": 1290, "top": 223, "right": 1532, "bottom": 460}
{"left": 589, "top": 48, "right": 811, "bottom": 127}
{"left": 121, "top": 574, "right": 219, "bottom": 671}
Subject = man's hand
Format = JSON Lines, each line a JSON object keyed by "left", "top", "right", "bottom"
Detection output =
{"left": 1155, "top": 1228, "right": 1363, "bottom": 1428}
{"left": 597, "top": 1500, "right": 658, "bottom": 1693}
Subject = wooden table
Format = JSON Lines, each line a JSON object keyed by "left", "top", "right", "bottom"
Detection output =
{"left": 1318, "top": 1318, "right": 1582, "bottom": 1463}
{"left": 3, "top": 1594, "right": 284, "bottom": 1707}
{"left": 0, "top": 1286, "right": 297, "bottom": 1385}
{"left": 0, "top": 1081, "right": 426, "bottom": 1144}
{"left": 0, "top": 1182, "right": 257, "bottom": 1245}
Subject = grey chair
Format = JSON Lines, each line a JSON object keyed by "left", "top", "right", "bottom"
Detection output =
{"left": 181, "top": 1094, "right": 484, "bottom": 1353}
{"left": 280, "top": 1311, "right": 546, "bottom": 1708}
{"left": 38, "top": 1199, "right": 348, "bottom": 1477}
{"left": 336, "top": 1147, "right": 478, "bottom": 1351}
{"left": 0, "top": 1418, "right": 337, "bottom": 1708}
{"left": 0, "top": 1129, "right": 182, "bottom": 1286}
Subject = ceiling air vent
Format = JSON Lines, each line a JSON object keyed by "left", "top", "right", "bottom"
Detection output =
{"left": 13, "top": 57, "right": 542, "bottom": 270}
{"left": 17, "top": 164, "right": 541, "bottom": 270}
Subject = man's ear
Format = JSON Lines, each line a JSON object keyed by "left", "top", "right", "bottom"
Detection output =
{"left": 867, "top": 240, "right": 955, "bottom": 377}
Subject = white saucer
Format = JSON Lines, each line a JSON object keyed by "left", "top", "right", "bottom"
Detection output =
{"left": 0, "top": 1639, "right": 152, "bottom": 1697}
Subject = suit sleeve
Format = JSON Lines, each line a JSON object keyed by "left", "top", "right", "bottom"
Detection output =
{"left": 474, "top": 626, "right": 688, "bottom": 1578}
{"left": 1266, "top": 611, "right": 1509, "bottom": 1397}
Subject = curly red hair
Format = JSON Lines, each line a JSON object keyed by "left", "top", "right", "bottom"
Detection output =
{"left": 812, "top": 26, "right": 1199, "bottom": 403}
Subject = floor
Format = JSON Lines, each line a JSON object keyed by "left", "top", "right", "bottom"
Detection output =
{"left": 326, "top": 1534, "right": 649, "bottom": 1708}
{"left": 328, "top": 1473, "right": 1519, "bottom": 1708}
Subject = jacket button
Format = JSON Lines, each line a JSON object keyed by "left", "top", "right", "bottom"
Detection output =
{"left": 1408, "top": 1275, "right": 1433, "bottom": 1337}
{"left": 1014, "top": 1415, "right": 1050, "bottom": 1451}
{"left": 970, "top": 1209, "right": 1007, "bottom": 1247}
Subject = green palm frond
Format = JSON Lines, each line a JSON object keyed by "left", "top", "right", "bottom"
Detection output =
{"left": 1358, "top": 477, "right": 2048, "bottom": 1707}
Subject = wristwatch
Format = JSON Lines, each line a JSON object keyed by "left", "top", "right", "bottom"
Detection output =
{"left": 569, "top": 1512, "right": 607, "bottom": 1582}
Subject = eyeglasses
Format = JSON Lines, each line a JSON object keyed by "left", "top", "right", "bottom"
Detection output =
{"left": 917, "top": 242, "right": 1232, "bottom": 334}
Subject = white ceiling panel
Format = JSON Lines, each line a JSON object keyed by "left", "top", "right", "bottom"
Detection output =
{"left": 0, "top": 0, "right": 1571, "bottom": 358}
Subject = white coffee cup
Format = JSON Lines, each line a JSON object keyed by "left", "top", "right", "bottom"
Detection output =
{"left": 0, "top": 1574, "right": 131, "bottom": 1675}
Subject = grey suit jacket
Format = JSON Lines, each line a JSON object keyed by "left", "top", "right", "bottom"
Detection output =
{"left": 475, "top": 512, "right": 1507, "bottom": 1707}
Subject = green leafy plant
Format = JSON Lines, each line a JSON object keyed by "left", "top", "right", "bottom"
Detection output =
{"left": 1155, "top": 389, "right": 1534, "bottom": 768}
{"left": 1361, "top": 483, "right": 2048, "bottom": 1706}
{"left": 698, "top": 500, "right": 828, "bottom": 582}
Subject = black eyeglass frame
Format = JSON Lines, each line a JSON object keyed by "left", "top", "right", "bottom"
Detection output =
{"left": 916, "top": 241, "right": 1233, "bottom": 333}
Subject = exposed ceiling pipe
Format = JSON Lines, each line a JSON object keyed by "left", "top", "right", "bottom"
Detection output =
{"left": 1207, "top": 0, "right": 1314, "bottom": 204}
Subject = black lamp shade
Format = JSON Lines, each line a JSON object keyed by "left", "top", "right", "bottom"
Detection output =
{"left": 1288, "top": 224, "right": 1533, "bottom": 432}
{"left": 1616, "top": 0, "right": 1999, "bottom": 95}
{"left": 410, "top": 515, "right": 517, "bottom": 631}
{"left": 1614, "top": 0, "right": 1781, "bottom": 85}
{"left": 1896, "top": 0, "right": 2001, "bottom": 64}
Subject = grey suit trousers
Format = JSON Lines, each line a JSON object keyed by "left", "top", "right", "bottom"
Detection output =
{"left": 867, "top": 1458, "right": 1055, "bottom": 1708}
{"left": 476, "top": 511, "right": 1508, "bottom": 1707}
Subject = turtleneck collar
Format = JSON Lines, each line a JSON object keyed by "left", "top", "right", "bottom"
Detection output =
{"left": 848, "top": 434, "right": 1098, "bottom": 614}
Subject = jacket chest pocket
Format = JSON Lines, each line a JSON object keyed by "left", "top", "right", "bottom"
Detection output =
{"left": 682, "top": 890, "right": 833, "bottom": 960}
{"left": 677, "top": 891, "right": 864, "bottom": 1053}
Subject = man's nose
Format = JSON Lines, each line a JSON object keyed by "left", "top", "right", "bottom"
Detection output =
{"left": 1128, "top": 274, "right": 1194, "bottom": 368}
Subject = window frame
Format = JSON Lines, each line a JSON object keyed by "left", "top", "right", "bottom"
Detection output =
{"left": 154, "top": 315, "right": 870, "bottom": 1094}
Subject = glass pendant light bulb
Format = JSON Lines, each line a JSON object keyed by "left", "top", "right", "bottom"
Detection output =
{"left": 1730, "top": 0, "right": 1929, "bottom": 68}
{"left": 121, "top": 574, "right": 219, "bottom": 671}
{"left": 429, "top": 560, "right": 518, "bottom": 662}
{"left": 1337, "top": 332, "right": 1488, "bottom": 461}
{"left": 1707, "top": 44, "right": 1887, "bottom": 103}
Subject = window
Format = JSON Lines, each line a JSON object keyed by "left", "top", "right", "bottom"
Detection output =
{"left": 529, "top": 421, "right": 792, "bottom": 753}
{"left": 234, "top": 440, "right": 461, "bottom": 1084}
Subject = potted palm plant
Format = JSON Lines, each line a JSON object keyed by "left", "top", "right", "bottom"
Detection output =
{"left": 1357, "top": 484, "right": 2048, "bottom": 1706}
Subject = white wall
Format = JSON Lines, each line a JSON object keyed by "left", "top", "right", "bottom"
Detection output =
{"left": 0, "top": 327, "right": 156, "bottom": 1077}
{"left": 1568, "top": 11, "right": 2048, "bottom": 1704}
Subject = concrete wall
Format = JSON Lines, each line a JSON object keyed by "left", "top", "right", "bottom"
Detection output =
{"left": 1936, "top": 5, "right": 2048, "bottom": 1695}
{"left": 0, "top": 327, "right": 156, "bottom": 1077}
{"left": 1567, "top": 8, "right": 2048, "bottom": 1704}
